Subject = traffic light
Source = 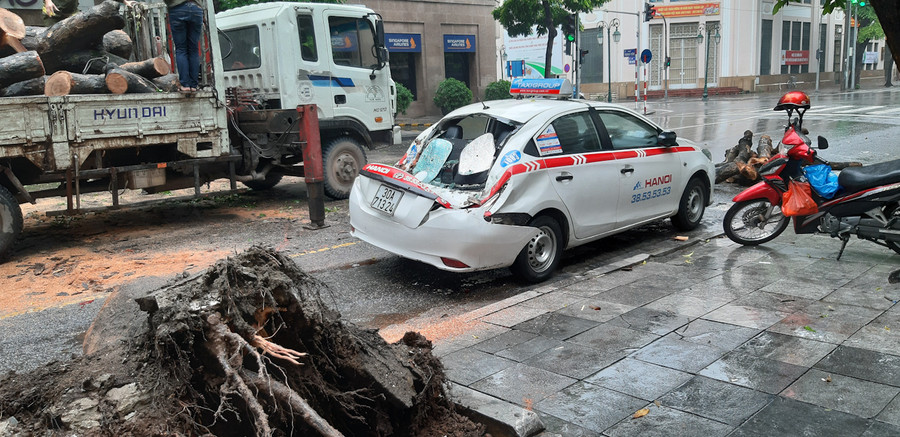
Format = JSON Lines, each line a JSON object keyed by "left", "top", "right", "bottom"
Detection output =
{"left": 665, "top": 56, "right": 671, "bottom": 68}
{"left": 579, "top": 49, "right": 589, "bottom": 65}
{"left": 563, "top": 13, "right": 577, "bottom": 44}
{"left": 562, "top": 13, "right": 577, "bottom": 56}
{"left": 643, "top": 3, "right": 656, "bottom": 22}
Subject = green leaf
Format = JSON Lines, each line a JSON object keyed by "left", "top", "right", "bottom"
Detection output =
{"left": 803, "top": 326, "right": 817, "bottom": 333}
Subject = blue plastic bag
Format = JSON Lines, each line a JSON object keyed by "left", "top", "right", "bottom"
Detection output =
{"left": 804, "top": 164, "right": 840, "bottom": 199}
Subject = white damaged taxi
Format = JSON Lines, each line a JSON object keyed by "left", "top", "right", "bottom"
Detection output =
{"left": 349, "top": 79, "right": 715, "bottom": 282}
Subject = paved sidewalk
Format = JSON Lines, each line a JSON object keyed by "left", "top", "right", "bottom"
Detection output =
{"left": 398, "top": 229, "right": 900, "bottom": 436}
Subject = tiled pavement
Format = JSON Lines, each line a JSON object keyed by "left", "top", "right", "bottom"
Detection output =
{"left": 431, "top": 232, "right": 900, "bottom": 436}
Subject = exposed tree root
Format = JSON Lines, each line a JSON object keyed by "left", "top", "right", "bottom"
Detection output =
{"left": 0, "top": 246, "right": 485, "bottom": 436}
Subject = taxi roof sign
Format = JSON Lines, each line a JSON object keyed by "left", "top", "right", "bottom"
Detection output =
{"left": 509, "top": 78, "right": 574, "bottom": 98}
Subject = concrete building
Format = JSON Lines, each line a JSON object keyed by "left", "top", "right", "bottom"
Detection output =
{"left": 572, "top": 0, "right": 889, "bottom": 99}
{"left": 364, "top": 0, "right": 499, "bottom": 117}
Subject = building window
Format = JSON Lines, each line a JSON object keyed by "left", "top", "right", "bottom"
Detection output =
{"left": 833, "top": 25, "right": 843, "bottom": 74}
{"left": 761, "top": 19, "right": 773, "bottom": 75}
{"left": 390, "top": 53, "right": 417, "bottom": 99}
{"left": 819, "top": 23, "right": 827, "bottom": 72}
{"left": 583, "top": 28, "right": 603, "bottom": 84}
{"left": 781, "top": 20, "right": 810, "bottom": 75}
{"left": 444, "top": 52, "right": 470, "bottom": 87}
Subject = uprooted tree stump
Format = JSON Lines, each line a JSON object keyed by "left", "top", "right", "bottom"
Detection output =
{"left": 0, "top": 246, "right": 485, "bottom": 437}
{"left": 715, "top": 129, "right": 862, "bottom": 185}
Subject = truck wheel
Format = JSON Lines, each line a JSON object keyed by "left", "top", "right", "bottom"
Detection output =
{"left": 0, "top": 185, "right": 23, "bottom": 260}
{"left": 241, "top": 170, "right": 283, "bottom": 191}
{"left": 323, "top": 137, "right": 367, "bottom": 199}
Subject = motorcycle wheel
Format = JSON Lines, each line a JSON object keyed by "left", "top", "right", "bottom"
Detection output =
{"left": 723, "top": 199, "right": 790, "bottom": 246}
{"left": 885, "top": 203, "right": 900, "bottom": 255}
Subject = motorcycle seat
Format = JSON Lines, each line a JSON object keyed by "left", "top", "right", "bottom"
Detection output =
{"left": 838, "top": 158, "right": 900, "bottom": 193}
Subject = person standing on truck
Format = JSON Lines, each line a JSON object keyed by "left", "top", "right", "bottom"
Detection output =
{"left": 165, "top": 0, "right": 204, "bottom": 92}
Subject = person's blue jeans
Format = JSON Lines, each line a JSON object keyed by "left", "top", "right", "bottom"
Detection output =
{"left": 169, "top": 2, "right": 204, "bottom": 89}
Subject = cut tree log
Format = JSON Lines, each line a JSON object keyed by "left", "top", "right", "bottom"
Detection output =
{"left": 49, "top": 49, "right": 129, "bottom": 75}
{"left": 0, "top": 33, "right": 26, "bottom": 53}
{"left": 152, "top": 73, "right": 179, "bottom": 92}
{"left": 36, "top": 1, "right": 126, "bottom": 60}
{"left": 716, "top": 129, "right": 863, "bottom": 185}
{"left": 0, "top": 51, "right": 45, "bottom": 89}
{"left": 102, "top": 29, "right": 132, "bottom": 59}
{"left": 45, "top": 70, "right": 108, "bottom": 96}
{"left": 20, "top": 26, "right": 46, "bottom": 51}
{"left": 0, "top": 8, "right": 26, "bottom": 40}
{"left": 119, "top": 57, "right": 170, "bottom": 79}
{"left": 0, "top": 7, "right": 26, "bottom": 55}
{"left": 105, "top": 67, "right": 159, "bottom": 94}
{"left": 0, "top": 76, "right": 47, "bottom": 97}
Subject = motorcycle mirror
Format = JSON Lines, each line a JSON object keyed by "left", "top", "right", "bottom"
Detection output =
{"left": 817, "top": 135, "right": 829, "bottom": 150}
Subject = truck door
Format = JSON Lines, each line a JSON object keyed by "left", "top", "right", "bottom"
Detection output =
{"left": 325, "top": 13, "right": 393, "bottom": 134}
{"left": 294, "top": 12, "right": 335, "bottom": 120}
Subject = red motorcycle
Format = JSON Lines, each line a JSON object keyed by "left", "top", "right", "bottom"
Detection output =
{"left": 723, "top": 91, "right": 900, "bottom": 259}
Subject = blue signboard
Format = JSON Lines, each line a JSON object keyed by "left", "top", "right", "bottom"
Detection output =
{"left": 624, "top": 48, "right": 637, "bottom": 65}
{"left": 641, "top": 49, "right": 653, "bottom": 63}
{"left": 385, "top": 33, "right": 422, "bottom": 52}
{"left": 444, "top": 34, "right": 476, "bottom": 52}
{"left": 506, "top": 60, "right": 526, "bottom": 78}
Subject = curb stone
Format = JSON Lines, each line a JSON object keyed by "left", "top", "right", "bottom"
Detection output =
{"left": 451, "top": 383, "right": 545, "bottom": 437}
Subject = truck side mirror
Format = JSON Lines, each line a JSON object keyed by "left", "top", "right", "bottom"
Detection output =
{"left": 374, "top": 16, "right": 388, "bottom": 69}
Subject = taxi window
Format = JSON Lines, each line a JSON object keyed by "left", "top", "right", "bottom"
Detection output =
{"left": 548, "top": 112, "right": 601, "bottom": 155}
{"left": 597, "top": 111, "right": 659, "bottom": 150}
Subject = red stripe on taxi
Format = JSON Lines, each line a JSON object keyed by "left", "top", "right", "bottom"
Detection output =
{"left": 475, "top": 146, "right": 697, "bottom": 206}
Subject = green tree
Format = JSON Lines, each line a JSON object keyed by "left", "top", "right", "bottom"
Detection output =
{"left": 492, "top": 0, "right": 611, "bottom": 78}
{"left": 773, "top": 0, "right": 898, "bottom": 73}
{"left": 395, "top": 83, "right": 414, "bottom": 115}
{"left": 433, "top": 78, "right": 472, "bottom": 114}
{"left": 484, "top": 80, "right": 512, "bottom": 100}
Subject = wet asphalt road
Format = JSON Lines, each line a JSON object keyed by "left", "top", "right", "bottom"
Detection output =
{"left": 1, "top": 87, "right": 898, "bottom": 376}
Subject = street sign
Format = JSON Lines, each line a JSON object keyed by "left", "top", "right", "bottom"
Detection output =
{"left": 624, "top": 48, "right": 636, "bottom": 65}
{"left": 641, "top": 49, "right": 652, "bottom": 64}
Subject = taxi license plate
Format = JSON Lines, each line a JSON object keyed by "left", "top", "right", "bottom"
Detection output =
{"left": 371, "top": 184, "right": 403, "bottom": 216}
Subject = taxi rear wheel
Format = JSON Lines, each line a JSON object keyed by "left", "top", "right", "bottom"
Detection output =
{"left": 511, "top": 216, "right": 563, "bottom": 283}
{"left": 672, "top": 177, "right": 706, "bottom": 231}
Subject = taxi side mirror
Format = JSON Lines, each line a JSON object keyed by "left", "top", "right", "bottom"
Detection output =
{"left": 658, "top": 131, "right": 677, "bottom": 147}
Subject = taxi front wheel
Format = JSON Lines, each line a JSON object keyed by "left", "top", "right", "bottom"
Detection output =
{"left": 511, "top": 216, "right": 563, "bottom": 283}
{"left": 672, "top": 177, "right": 707, "bottom": 231}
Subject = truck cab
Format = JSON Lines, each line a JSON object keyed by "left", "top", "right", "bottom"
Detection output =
{"left": 216, "top": 2, "right": 400, "bottom": 198}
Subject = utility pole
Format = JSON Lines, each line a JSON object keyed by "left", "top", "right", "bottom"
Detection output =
{"left": 843, "top": 3, "right": 851, "bottom": 90}
{"left": 850, "top": 3, "right": 857, "bottom": 90}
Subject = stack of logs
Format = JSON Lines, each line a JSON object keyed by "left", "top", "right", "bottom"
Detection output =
{"left": 715, "top": 129, "right": 860, "bottom": 185}
{"left": 0, "top": 0, "right": 178, "bottom": 97}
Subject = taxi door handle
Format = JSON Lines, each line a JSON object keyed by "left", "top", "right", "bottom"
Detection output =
{"left": 556, "top": 173, "right": 574, "bottom": 182}
{"left": 620, "top": 167, "right": 635, "bottom": 174}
